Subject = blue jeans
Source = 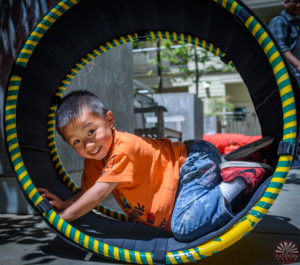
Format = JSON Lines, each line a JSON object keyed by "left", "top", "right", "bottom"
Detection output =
{"left": 171, "top": 140, "right": 234, "bottom": 242}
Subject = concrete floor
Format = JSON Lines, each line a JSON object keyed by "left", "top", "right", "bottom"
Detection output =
{"left": 0, "top": 170, "right": 300, "bottom": 265}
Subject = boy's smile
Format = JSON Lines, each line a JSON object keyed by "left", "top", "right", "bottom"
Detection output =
{"left": 60, "top": 108, "right": 114, "bottom": 160}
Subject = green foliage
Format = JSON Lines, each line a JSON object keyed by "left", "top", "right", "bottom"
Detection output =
{"left": 144, "top": 39, "right": 223, "bottom": 78}
{"left": 133, "top": 41, "right": 148, "bottom": 50}
{"left": 205, "top": 96, "right": 235, "bottom": 116}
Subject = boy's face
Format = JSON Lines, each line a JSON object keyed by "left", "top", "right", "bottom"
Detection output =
{"left": 61, "top": 108, "right": 114, "bottom": 160}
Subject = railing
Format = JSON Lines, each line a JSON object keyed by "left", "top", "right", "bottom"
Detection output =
{"left": 219, "top": 111, "right": 261, "bottom": 136}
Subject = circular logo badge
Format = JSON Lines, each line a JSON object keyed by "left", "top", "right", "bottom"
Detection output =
{"left": 274, "top": 240, "right": 299, "bottom": 264}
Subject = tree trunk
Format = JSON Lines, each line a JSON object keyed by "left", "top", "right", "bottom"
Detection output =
{"left": 194, "top": 46, "right": 199, "bottom": 96}
{"left": 157, "top": 39, "right": 163, "bottom": 93}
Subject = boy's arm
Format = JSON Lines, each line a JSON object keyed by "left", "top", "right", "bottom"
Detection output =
{"left": 59, "top": 182, "right": 118, "bottom": 222}
{"left": 62, "top": 190, "right": 84, "bottom": 209}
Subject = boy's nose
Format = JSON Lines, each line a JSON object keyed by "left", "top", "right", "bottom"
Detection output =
{"left": 85, "top": 141, "right": 95, "bottom": 151}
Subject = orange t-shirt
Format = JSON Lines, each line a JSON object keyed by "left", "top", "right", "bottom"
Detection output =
{"left": 81, "top": 130, "right": 187, "bottom": 230}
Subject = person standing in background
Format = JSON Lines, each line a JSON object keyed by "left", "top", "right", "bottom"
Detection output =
{"left": 269, "top": 0, "right": 300, "bottom": 87}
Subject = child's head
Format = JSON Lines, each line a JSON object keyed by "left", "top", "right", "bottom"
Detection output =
{"left": 284, "top": 0, "right": 300, "bottom": 16}
{"left": 56, "top": 90, "right": 109, "bottom": 132}
{"left": 56, "top": 90, "right": 114, "bottom": 160}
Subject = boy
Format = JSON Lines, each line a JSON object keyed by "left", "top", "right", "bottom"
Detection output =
{"left": 39, "top": 90, "right": 272, "bottom": 242}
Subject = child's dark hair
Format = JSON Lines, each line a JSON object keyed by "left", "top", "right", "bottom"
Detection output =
{"left": 55, "top": 90, "right": 108, "bottom": 134}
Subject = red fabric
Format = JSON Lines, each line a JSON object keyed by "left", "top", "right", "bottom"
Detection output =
{"left": 221, "top": 164, "right": 272, "bottom": 194}
{"left": 223, "top": 144, "right": 241, "bottom": 155}
{"left": 203, "top": 133, "right": 262, "bottom": 154}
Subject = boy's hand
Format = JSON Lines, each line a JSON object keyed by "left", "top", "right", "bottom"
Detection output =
{"left": 38, "top": 188, "right": 65, "bottom": 211}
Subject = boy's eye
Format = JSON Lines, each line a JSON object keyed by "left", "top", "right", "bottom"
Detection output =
{"left": 73, "top": 139, "right": 80, "bottom": 145}
{"left": 88, "top": 129, "right": 95, "bottom": 136}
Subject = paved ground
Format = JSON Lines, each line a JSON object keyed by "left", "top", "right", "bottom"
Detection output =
{"left": 0, "top": 169, "right": 300, "bottom": 265}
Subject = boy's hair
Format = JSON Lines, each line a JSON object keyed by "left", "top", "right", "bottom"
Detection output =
{"left": 55, "top": 90, "right": 108, "bottom": 134}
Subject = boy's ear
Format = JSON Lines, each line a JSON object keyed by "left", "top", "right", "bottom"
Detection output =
{"left": 106, "top": 111, "right": 114, "bottom": 126}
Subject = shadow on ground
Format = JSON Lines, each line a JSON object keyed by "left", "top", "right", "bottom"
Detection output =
{"left": 286, "top": 172, "right": 300, "bottom": 185}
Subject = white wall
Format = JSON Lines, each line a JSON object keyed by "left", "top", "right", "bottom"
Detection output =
{"left": 153, "top": 92, "right": 203, "bottom": 141}
{"left": 226, "top": 82, "right": 255, "bottom": 111}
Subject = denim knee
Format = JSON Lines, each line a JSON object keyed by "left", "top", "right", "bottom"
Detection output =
{"left": 188, "top": 140, "right": 221, "bottom": 165}
{"left": 179, "top": 140, "right": 222, "bottom": 189}
{"left": 171, "top": 186, "right": 233, "bottom": 242}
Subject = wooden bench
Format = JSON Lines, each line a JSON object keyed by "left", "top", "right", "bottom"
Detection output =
{"left": 134, "top": 105, "right": 182, "bottom": 141}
